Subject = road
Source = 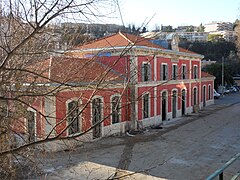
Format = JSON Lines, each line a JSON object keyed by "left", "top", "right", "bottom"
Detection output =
{"left": 36, "top": 92, "right": 240, "bottom": 180}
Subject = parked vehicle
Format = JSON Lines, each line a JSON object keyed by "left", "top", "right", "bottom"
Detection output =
{"left": 214, "top": 89, "right": 221, "bottom": 99}
{"left": 229, "top": 86, "right": 237, "bottom": 93}
{"left": 217, "top": 86, "right": 229, "bottom": 94}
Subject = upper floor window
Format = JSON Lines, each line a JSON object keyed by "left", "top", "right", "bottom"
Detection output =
{"left": 111, "top": 96, "right": 120, "bottom": 124}
{"left": 172, "top": 64, "right": 178, "bottom": 80}
{"left": 67, "top": 100, "right": 80, "bottom": 135}
{"left": 142, "top": 63, "right": 151, "bottom": 82}
{"left": 193, "top": 65, "right": 198, "bottom": 79}
{"left": 182, "top": 65, "right": 187, "bottom": 79}
{"left": 143, "top": 93, "right": 150, "bottom": 118}
{"left": 27, "top": 110, "right": 36, "bottom": 142}
{"left": 161, "top": 64, "right": 168, "bottom": 81}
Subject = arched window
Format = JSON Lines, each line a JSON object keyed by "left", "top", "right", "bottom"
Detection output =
{"left": 92, "top": 98, "right": 102, "bottom": 139}
{"left": 67, "top": 100, "right": 80, "bottom": 135}
{"left": 143, "top": 93, "right": 150, "bottom": 118}
{"left": 193, "top": 88, "right": 197, "bottom": 105}
{"left": 208, "top": 85, "right": 211, "bottom": 99}
{"left": 111, "top": 96, "right": 120, "bottom": 124}
{"left": 26, "top": 110, "right": 36, "bottom": 142}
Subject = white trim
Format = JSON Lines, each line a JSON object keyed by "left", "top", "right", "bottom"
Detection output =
{"left": 67, "top": 46, "right": 204, "bottom": 59}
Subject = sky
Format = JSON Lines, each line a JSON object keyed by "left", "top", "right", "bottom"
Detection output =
{"left": 109, "top": 0, "right": 240, "bottom": 30}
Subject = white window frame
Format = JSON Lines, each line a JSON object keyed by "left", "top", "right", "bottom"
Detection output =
{"left": 142, "top": 62, "right": 151, "bottom": 82}
{"left": 182, "top": 64, "right": 187, "bottom": 79}
{"left": 193, "top": 65, "right": 198, "bottom": 79}
{"left": 172, "top": 64, "right": 178, "bottom": 80}
{"left": 161, "top": 63, "right": 168, "bottom": 81}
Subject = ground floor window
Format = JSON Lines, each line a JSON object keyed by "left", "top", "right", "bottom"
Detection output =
{"left": 111, "top": 96, "right": 120, "bottom": 124}
{"left": 193, "top": 88, "right": 197, "bottom": 105}
{"left": 143, "top": 93, "right": 150, "bottom": 118}
{"left": 208, "top": 85, "right": 211, "bottom": 99}
{"left": 27, "top": 110, "right": 36, "bottom": 142}
{"left": 67, "top": 100, "right": 80, "bottom": 135}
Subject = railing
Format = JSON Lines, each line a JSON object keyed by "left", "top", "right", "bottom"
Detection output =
{"left": 206, "top": 153, "right": 240, "bottom": 180}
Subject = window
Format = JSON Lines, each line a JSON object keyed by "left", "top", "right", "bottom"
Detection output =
{"left": 27, "top": 110, "right": 36, "bottom": 142}
{"left": 92, "top": 98, "right": 102, "bottom": 124}
{"left": 193, "top": 88, "right": 197, "bottom": 105}
{"left": 208, "top": 85, "right": 211, "bottom": 99}
{"left": 193, "top": 65, "right": 198, "bottom": 79}
{"left": 92, "top": 98, "right": 102, "bottom": 139}
{"left": 182, "top": 65, "right": 186, "bottom": 79}
{"left": 161, "top": 64, "right": 168, "bottom": 80}
{"left": 67, "top": 100, "right": 80, "bottom": 135}
{"left": 142, "top": 63, "right": 151, "bottom": 82}
{"left": 143, "top": 93, "right": 150, "bottom": 118}
{"left": 172, "top": 64, "right": 178, "bottom": 80}
{"left": 112, "top": 96, "right": 120, "bottom": 124}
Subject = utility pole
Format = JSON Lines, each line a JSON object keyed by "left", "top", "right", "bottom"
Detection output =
{"left": 221, "top": 56, "right": 224, "bottom": 96}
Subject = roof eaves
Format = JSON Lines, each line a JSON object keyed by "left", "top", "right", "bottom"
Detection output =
{"left": 119, "top": 32, "right": 134, "bottom": 45}
{"left": 67, "top": 46, "right": 204, "bottom": 59}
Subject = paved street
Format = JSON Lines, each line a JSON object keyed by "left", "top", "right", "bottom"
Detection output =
{"left": 37, "top": 92, "right": 240, "bottom": 180}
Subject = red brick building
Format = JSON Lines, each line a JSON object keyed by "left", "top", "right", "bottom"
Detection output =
{"left": 18, "top": 32, "right": 215, "bottom": 148}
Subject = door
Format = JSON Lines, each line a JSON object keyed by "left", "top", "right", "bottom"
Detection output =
{"left": 92, "top": 98, "right": 102, "bottom": 139}
{"left": 181, "top": 89, "right": 186, "bottom": 115}
{"left": 172, "top": 91, "right": 177, "bottom": 118}
{"left": 27, "top": 111, "right": 36, "bottom": 142}
{"left": 203, "top": 86, "right": 206, "bottom": 107}
{"left": 162, "top": 92, "right": 167, "bottom": 121}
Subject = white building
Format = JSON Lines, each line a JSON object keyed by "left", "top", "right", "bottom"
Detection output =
{"left": 204, "top": 22, "right": 233, "bottom": 32}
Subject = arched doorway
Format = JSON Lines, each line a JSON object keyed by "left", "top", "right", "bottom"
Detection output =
{"left": 203, "top": 86, "right": 206, "bottom": 107}
{"left": 162, "top": 91, "right": 167, "bottom": 121}
{"left": 181, "top": 89, "right": 186, "bottom": 115}
{"left": 172, "top": 90, "right": 177, "bottom": 118}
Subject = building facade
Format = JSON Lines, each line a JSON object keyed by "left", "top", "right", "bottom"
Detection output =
{"left": 17, "top": 32, "right": 215, "bottom": 150}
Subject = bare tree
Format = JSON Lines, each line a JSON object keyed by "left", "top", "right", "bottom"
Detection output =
{"left": 0, "top": 0, "right": 120, "bottom": 178}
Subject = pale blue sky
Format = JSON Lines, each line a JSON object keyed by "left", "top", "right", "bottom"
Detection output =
{"left": 111, "top": 0, "right": 240, "bottom": 29}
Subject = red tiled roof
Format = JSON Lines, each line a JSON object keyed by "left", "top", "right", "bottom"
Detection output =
{"left": 73, "top": 32, "right": 164, "bottom": 50}
{"left": 27, "top": 57, "right": 124, "bottom": 84}
{"left": 201, "top": 71, "right": 215, "bottom": 78}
